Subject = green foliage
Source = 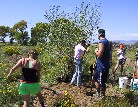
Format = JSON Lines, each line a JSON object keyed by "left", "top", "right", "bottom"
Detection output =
{"left": 13, "top": 20, "right": 29, "bottom": 45}
{"left": 0, "top": 26, "right": 9, "bottom": 43}
{"left": 44, "top": 2, "right": 101, "bottom": 41}
{"left": 40, "top": 50, "right": 68, "bottom": 83}
{"left": 3, "top": 46, "right": 20, "bottom": 56}
{"left": 0, "top": 53, "right": 22, "bottom": 107}
{"left": 36, "top": 2, "right": 102, "bottom": 82}
{"left": 94, "top": 96, "right": 131, "bottom": 107}
{"left": 134, "top": 42, "right": 138, "bottom": 47}
{"left": 30, "top": 22, "right": 50, "bottom": 45}
{"left": 52, "top": 91, "right": 78, "bottom": 107}
{"left": 0, "top": 78, "right": 21, "bottom": 107}
{"left": 8, "top": 28, "right": 16, "bottom": 44}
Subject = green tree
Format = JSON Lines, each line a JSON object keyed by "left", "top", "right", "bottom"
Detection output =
{"left": 13, "top": 20, "right": 29, "bottom": 45}
{"left": 8, "top": 28, "right": 16, "bottom": 44}
{"left": 134, "top": 41, "right": 138, "bottom": 47}
{"left": 0, "top": 26, "right": 9, "bottom": 43}
{"left": 44, "top": 2, "right": 101, "bottom": 42}
{"left": 40, "top": 2, "right": 101, "bottom": 82}
{"left": 30, "top": 22, "right": 50, "bottom": 45}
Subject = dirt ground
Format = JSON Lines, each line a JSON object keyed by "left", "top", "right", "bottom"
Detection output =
{"left": 33, "top": 81, "right": 122, "bottom": 107}
{"left": 32, "top": 58, "right": 134, "bottom": 107}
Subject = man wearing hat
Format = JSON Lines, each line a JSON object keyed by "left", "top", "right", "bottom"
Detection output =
{"left": 70, "top": 40, "right": 89, "bottom": 86}
{"left": 94, "top": 29, "right": 111, "bottom": 98}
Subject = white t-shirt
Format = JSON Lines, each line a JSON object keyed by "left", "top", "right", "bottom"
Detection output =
{"left": 74, "top": 44, "right": 86, "bottom": 59}
{"left": 117, "top": 49, "right": 125, "bottom": 60}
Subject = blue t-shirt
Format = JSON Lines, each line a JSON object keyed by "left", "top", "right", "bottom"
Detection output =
{"left": 96, "top": 39, "right": 110, "bottom": 71}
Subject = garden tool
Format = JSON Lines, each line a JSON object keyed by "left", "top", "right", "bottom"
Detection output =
{"left": 42, "top": 84, "right": 63, "bottom": 95}
{"left": 86, "top": 54, "right": 97, "bottom": 96}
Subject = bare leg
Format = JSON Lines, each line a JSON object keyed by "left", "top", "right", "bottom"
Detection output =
{"left": 120, "top": 64, "right": 124, "bottom": 76}
{"left": 113, "top": 63, "right": 119, "bottom": 74}
{"left": 95, "top": 81, "right": 100, "bottom": 95}
{"left": 36, "top": 91, "right": 45, "bottom": 107}
{"left": 23, "top": 95, "right": 30, "bottom": 107}
{"left": 112, "top": 63, "right": 119, "bottom": 79}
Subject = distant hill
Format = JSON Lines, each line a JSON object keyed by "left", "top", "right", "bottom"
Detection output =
{"left": 111, "top": 40, "right": 138, "bottom": 45}
{"left": 92, "top": 40, "right": 138, "bottom": 45}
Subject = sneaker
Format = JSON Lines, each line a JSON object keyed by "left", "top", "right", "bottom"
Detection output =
{"left": 99, "top": 95, "right": 105, "bottom": 101}
{"left": 93, "top": 92, "right": 100, "bottom": 101}
{"left": 69, "top": 83, "right": 76, "bottom": 86}
{"left": 77, "top": 83, "right": 83, "bottom": 87}
{"left": 93, "top": 92, "right": 100, "bottom": 97}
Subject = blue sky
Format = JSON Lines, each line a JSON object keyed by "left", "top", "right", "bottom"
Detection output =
{"left": 0, "top": 0, "right": 138, "bottom": 41}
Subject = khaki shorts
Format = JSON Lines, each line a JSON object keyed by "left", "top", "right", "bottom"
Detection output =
{"left": 19, "top": 82, "right": 41, "bottom": 95}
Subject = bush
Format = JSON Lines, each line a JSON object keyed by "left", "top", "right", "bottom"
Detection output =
{"left": 52, "top": 91, "right": 78, "bottom": 107}
{"left": 3, "top": 46, "right": 20, "bottom": 56}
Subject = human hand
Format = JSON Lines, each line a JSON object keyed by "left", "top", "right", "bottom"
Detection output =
{"left": 86, "top": 47, "right": 90, "bottom": 53}
{"left": 87, "top": 44, "right": 90, "bottom": 47}
{"left": 6, "top": 75, "right": 11, "bottom": 79}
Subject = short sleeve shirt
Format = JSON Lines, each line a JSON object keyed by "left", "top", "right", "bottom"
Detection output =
{"left": 74, "top": 44, "right": 86, "bottom": 59}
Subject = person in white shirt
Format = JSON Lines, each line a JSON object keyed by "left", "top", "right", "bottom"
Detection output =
{"left": 70, "top": 40, "right": 89, "bottom": 86}
{"left": 112, "top": 44, "right": 126, "bottom": 79}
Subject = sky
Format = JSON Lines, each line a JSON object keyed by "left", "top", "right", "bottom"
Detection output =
{"left": 0, "top": 0, "right": 138, "bottom": 42}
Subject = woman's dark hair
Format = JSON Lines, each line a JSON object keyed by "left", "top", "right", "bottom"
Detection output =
{"left": 28, "top": 49, "right": 39, "bottom": 60}
{"left": 80, "top": 40, "right": 86, "bottom": 45}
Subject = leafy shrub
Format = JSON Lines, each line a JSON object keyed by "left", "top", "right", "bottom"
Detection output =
{"left": 52, "top": 91, "right": 78, "bottom": 107}
{"left": 94, "top": 96, "right": 131, "bottom": 107}
{"left": 0, "top": 76, "right": 22, "bottom": 107}
{"left": 35, "top": 46, "right": 42, "bottom": 54}
{"left": 3, "top": 46, "right": 20, "bottom": 56}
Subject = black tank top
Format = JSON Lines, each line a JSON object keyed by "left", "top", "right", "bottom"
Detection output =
{"left": 20, "top": 58, "right": 38, "bottom": 83}
{"left": 21, "top": 68, "right": 38, "bottom": 83}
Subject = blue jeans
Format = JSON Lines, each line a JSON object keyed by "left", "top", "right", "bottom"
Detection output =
{"left": 71, "top": 58, "right": 82, "bottom": 86}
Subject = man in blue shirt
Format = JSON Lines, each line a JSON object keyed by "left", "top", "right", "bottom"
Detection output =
{"left": 94, "top": 29, "right": 111, "bottom": 98}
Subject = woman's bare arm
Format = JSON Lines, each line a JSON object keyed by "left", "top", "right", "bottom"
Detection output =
{"left": 7, "top": 59, "right": 22, "bottom": 77}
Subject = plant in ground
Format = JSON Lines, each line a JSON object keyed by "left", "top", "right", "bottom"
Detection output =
{"left": 52, "top": 91, "right": 78, "bottom": 107}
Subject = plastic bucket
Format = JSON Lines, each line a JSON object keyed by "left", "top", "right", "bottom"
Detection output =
{"left": 131, "top": 79, "right": 138, "bottom": 90}
{"left": 119, "top": 77, "right": 128, "bottom": 89}
{"left": 131, "top": 79, "right": 138, "bottom": 83}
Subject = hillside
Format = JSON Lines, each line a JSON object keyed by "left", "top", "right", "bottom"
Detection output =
{"left": 112, "top": 40, "right": 138, "bottom": 45}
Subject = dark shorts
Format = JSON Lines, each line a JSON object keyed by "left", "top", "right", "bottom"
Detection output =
{"left": 94, "top": 69, "right": 109, "bottom": 88}
{"left": 117, "top": 58, "right": 126, "bottom": 65}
